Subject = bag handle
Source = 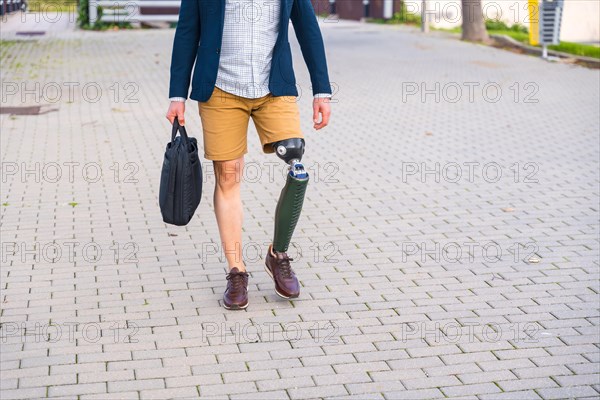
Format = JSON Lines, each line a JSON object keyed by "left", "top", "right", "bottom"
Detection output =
{"left": 171, "top": 117, "right": 191, "bottom": 146}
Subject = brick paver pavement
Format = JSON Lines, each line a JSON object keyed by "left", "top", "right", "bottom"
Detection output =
{"left": 1, "top": 15, "right": 599, "bottom": 400}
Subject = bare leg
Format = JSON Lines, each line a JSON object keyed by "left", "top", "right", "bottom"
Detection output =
{"left": 213, "top": 157, "right": 245, "bottom": 271}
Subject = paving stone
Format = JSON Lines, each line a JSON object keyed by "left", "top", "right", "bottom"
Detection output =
{"left": 370, "top": 369, "right": 427, "bottom": 381}
{"left": 325, "top": 393, "right": 384, "bottom": 400}
{"left": 333, "top": 361, "right": 390, "bottom": 374}
{"left": 256, "top": 376, "right": 315, "bottom": 392}
{"left": 552, "top": 373, "right": 600, "bottom": 387}
{"left": 313, "top": 372, "right": 372, "bottom": 386}
{"left": 139, "top": 386, "right": 198, "bottom": 399}
{"left": 18, "top": 373, "right": 76, "bottom": 388}
{"left": 199, "top": 381, "right": 258, "bottom": 396}
{"left": 165, "top": 373, "right": 222, "bottom": 388}
{"left": 512, "top": 365, "right": 571, "bottom": 379}
{"left": 536, "top": 385, "right": 600, "bottom": 399}
{"left": 345, "top": 381, "right": 406, "bottom": 395}
{"left": 301, "top": 353, "right": 356, "bottom": 366}
{"left": 288, "top": 384, "right": 348, "bottom": 399}
{"left": 0, "top": 387, "right": 48, "bottom": 400}
{"left": 1, "top": 367, "right": 49, "bottom": 380}
{"left": 497, "top": 377, "right": 559, "bottom": 392}
{"left": 478, "top": 390, "right": 543, "bottom": 400}
{"left": 381, "top": 388, "right": 446, "bottom": 399}
{"left": 107, "top": 359, "right": 163, "bottom": 371}
{"left": 440, "top": 351, "right": 498, "bottom": 365}
{"left": 47, "top": 383, "right": 106, "bottom": 397}
{"left": 81, "top": 392, "right": 139, "bottom": 400}
{"left": 279, "top": 365, "right": 336, "bottom": 378}
{"left": 230, "top": 390, "right": 290, "bottom": 400}
{"left": 457, "top": 369, "right": 517, "bottom": 385}
{"left": 440, "top": 382, "right": 502, "bottom": 397}
{"left": 247, "top": 358, "right": 303, "bottom": 371}
{"left": 402, "top": 376, "right": 462, "bottom": 390}
{"left": 78, "top": 370, "right": 135, "bottom": 385}
{"left": 222, "top": 369, "right": 279, "bottom": 384}
{"left": 423, "top": 362, "right": 482, "bottom": 377}
{"left": 134, "top": 366, "right": 191, "bottom": 380}
{"left": 108, "top": 379, "right": 165, "bottom": 393}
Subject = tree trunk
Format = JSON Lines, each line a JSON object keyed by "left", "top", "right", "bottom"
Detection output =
{"left": 461, "top": 0, "right": 489, "bottom": 42}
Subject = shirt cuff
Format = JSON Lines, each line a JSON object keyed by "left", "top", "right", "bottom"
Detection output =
{"left": 169, "top": 97, "right": 186, "bottom": 102}
{"left": 314, "top": 93, "right": 332, "bottom": 99}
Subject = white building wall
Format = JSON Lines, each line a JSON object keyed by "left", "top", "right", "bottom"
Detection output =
{"left": 560, "top": 0, "right": 599, "bottom": 42}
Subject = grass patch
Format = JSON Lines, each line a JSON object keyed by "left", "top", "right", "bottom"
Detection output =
{"left": 548, "top": 42, "right": 600, "bottom": 59}
{"left": 489, "top": 29, "right": 530, "bottom": 43}
{"left": 490, "top": 30, "right": 600, "bottom": 59}
{"left": 432, "top": 26, "right": 461, "bottom": 34}
{"left": 485, "top": 18, "right": 528, "bottom": 34}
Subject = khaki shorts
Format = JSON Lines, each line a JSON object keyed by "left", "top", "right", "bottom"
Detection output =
{"left": 197, "top": 86, "right": 304, "bottom": 161}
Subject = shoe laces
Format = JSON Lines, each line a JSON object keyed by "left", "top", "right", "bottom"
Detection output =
{"left": 277, "top": 254, "right": 294, "bottom": 279}
{"left": 226, "top": 270, "right": 248, "bottom": 291}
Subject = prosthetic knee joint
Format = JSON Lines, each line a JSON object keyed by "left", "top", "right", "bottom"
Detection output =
{"left": 271, "top": 138, "right": 309, "bottom": 253}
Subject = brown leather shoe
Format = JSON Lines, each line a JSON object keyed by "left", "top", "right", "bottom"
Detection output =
{"left": 265, "top": 245, "right": 300, "bottom": 299}
{"left": 223, "top": 267, "right": 249, "bottom": 310}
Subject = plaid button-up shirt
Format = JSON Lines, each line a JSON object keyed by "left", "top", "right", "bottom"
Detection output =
{"left": 170, "top": 0, "right": 330, "bottom": 101}
{"left": 216, "top": 0, "right": 280, "bottom": 99}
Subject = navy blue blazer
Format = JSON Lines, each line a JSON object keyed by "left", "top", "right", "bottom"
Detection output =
{"left": 169, "top": 0, "right": 332, "bottom": 102}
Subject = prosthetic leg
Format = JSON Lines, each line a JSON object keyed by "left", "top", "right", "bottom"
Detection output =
{"left": 264, "top": 138, "right": 307, "bottom": 299}
{"left": 271, "top": 138, "right": 308, "bottom": 253}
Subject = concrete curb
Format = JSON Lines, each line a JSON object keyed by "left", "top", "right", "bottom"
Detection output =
{"left": 490, "top": 33, "right": 600, "bottom": 67}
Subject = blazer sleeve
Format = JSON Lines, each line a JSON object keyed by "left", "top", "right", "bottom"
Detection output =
{"left": 169, "top": 0, "right": 201, "bottom": 99}
{"left": 290, "top": 0, "right": 332, "bottom": 96}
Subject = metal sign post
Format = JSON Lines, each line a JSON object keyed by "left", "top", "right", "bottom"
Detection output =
{"left": 539, "top": 0, "right": 564, "bottom": 59}
{"left": 421, "top": 0, "right": 429, "bottom": 33}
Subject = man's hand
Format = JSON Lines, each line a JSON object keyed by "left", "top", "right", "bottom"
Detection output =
{"left": 313, "top": 97, "right": 331, "bottom": 130}
{"left": 166, "top": 101, "right": 186, "bottom": 125}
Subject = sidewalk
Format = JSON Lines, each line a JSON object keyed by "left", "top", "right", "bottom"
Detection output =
{"left": 0, "top": 18, "right": 599, "bottom": 400}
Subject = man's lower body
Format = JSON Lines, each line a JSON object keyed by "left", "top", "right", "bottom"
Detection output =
{"left": 198, "top": 86, "right": 308, "bottom": 310}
